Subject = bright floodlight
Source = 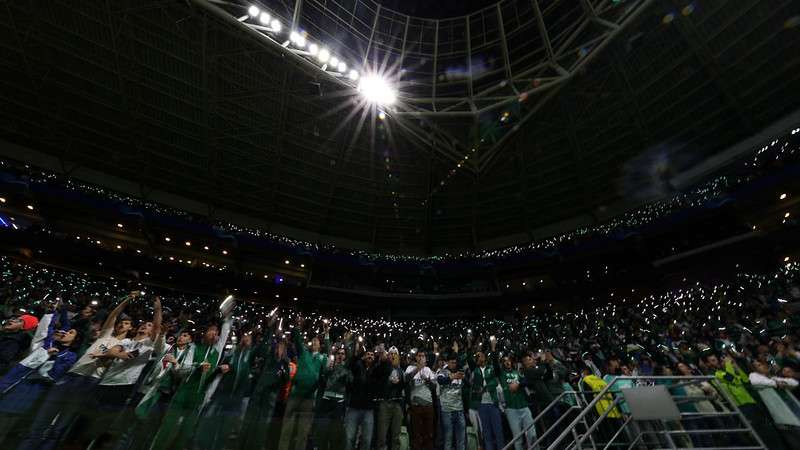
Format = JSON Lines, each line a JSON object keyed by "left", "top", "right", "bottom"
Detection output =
{"left": 348, "top": 69, "right": 359, "bottom": 80}
{"left": 270, "top": 19, "right": 281, "bottom": 32}
{"left": 248, "top": 5, "right": 260, "bottom": 17}
{"left": 358, "top": 75, "right": 397, "bottom": 105}
{"left": 337, "top": 61, "right": 347, "bottom": 72}
{"left": 318, "top": 48, "right": 330, "bottom": 63}
{"left": 330, "top": 57, "right": 339, "bottom": 68}
{"left": 290, "top": 31, "right": 306, "bottom": 48}
{"left": 259, "top": 12, "right": 270, "bottom": 24}
{"left": 308, "top": 43, "right": 319, "bottom": 56}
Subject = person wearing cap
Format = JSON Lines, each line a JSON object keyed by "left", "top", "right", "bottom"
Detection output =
{"left": 0, "top": 313, "right": 39, "bottom": 375}
{"left": 375, "top": 345, "right": 406, "bottom": 450}
{"left": 0, "top": 302, "right": 82, "bottom": 445}
{"left": 17, "top": 292, "right": 135, "bottom": 450}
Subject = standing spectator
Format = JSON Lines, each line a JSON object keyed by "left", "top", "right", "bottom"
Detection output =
{"left": 89, "top": 296, "right": 162, "bottom": 448}
{"left": 194, "top": 329, "right": 255, "bottom": 449}
{"left": 406, "top": 350, "right": 437, "bottom": 450}
{"left": 703, "top": 353, "right": 785, "bottom": 449}
{"left": 494, "top": 346, "right": 537, "bottom": 450}
{"left": 0, "top": 303, "right": 81, "bottom": 445}
{"left": 17, "top": 293, "right": 135, "bottom": 450}
{"left": 315, "top": 335, "right": 353, "bottom": 450}
{"left": 376, "top": 346, "right": 406, "bottom": 450}
{"left": 467, "top": 338, "right": 504, "bottom": 450}
{"left": 0, "top": 313, "right": 39, "bottom": 374}
{"left": 748, "top": 360, "right": 800, "bottom": 448}
{"left": 239, "top": 325, "right": 289, "bottom": 450}
{"left": 277, "top": 316, "right": 326, "bottom": 450}
{"left": 437, "top": 351, "right": 467, "bottom": 450}
{"left": 345, "top": 341, "right": 384, "bottom": 450}
{"left": 148, "top": 320, "right": 228, "bottom": 450}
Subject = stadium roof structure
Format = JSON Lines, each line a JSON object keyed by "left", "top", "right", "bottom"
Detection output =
{"left": 1, "top": 0, "right": 799, "bottom": 254}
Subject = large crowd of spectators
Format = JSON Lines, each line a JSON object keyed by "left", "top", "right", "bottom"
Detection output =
{"left": 0, "top": 256, "right": 799, "bottom": 449}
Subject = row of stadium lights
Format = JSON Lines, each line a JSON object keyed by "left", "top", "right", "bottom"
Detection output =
{"left": 246, "top": 5, "right": 358, "bottom": 82}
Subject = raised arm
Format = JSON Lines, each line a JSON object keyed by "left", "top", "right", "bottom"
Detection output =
{"left": 101, "top": 293, "right": 134, "bottom": 334}
{"left": 150, "top": 296, "right": 163, "bottom": 342}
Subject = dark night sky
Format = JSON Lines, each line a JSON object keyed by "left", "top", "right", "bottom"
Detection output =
{"left": 376, "top": 0, "right": 499, "bottom": 18}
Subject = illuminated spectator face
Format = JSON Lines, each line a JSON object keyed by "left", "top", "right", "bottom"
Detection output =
{"left": 475, "top": 352, "right": 486, "bottom": 366}
{"left": 177, "top": 332, "right": 193, "bottom": 346}
{"left": 241, "top": 334, "right": 253, "bottom": 347}
{"left": 204, "top": 325, "right": 219, "bottom": 343}
{"left": 137, "top": 321, "right": 153, "bottom": 335}
{"left": 115, "top": 320, "right": 133, "bottom": 335}
{"left": 311, "top": 337, "right": 320, "bottom": 353}
{"left": 521, "top": 355, "right": 534, "bottom": 369}
{"left": 447, "top": 359, "right": 458, "bottom": 371}
{"left": 335, "top": 348, "right": 346, "bottom": 363}
{"left": 54, "top": 329, "right": 78, "bottom": 346}
{"left": 365, "top": 351, "right": 375, "bottom": 363}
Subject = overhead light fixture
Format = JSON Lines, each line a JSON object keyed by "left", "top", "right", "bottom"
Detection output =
{"left": 270, "top": 19, "right": 281, "bottom": 32}
{"left": 358, "top": 75, "right": 397, "bottom": 106}
{"left": 185, "top": 241, "right": 191, "bottom": 246}
{"left": 116, "top": 223, "right": 123, "bottom": 228}
{"left": 248, "top": 5, "right": 260, "bottom": 17}
{"left": 337, "top": 61, "right": 347, "bottom": 72}
{"left": 348, "top": 69, "right": 359, "bottom": 81}
{"left": 330, "top": 57, "right": 339, "bottom": 68}
{"left": 289, "top": 31, "right": 305, "bottom": 48}
{"left": 0, "top": 197, "right": 6, "bottom": 203}
{"left": 258, "top": 12, "right": 270, "bottom": 25}
{"left": 26, "top": 204, "right": 34, "bottom": 210}
{"left": 308, "top": 43, "right": 319, "bottom": 56}
{"left": 318, "top": 48, "right": 330, "bottom": 63}
{"left": 780, "top": 193, "right": 787, "bottom": 200}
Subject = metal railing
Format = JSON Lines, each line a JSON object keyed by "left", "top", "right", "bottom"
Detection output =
{"left": 502, "top": 376, "right": 767, "bottom": 450}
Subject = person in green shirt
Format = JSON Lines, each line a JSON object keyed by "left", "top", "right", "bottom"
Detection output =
{"left": 277, "top": 315, "right": 326, "bottom": 450}
{"left": 493, "top": 349, "right": 538, "bottom": 450}
{"left": 149, "top": 323, "right": 223, "bottom": 450}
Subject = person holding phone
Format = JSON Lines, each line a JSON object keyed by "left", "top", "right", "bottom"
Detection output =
{"left": 437, "top": 347, "right": 467, "bottom": 450}
{"left": 88, "top": 295, "right": 162, "bottom": 448}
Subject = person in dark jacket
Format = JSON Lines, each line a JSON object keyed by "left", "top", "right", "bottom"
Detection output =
{"left": 0, "top": 307, "right": 82, "bottom": 446}
{"left": 376, "top": 346, "right": 406, "bottom": 450}
{"left": 0, "top": 313, "right": 38, "bottom": 375}
{"left": 345, "top": 340, "right": 387, "bottom": 450}
{"left": 239, "top": 325, "right": 289, "bottom": 450}
{"left": 315, "top": 333, "right": 354, "bottom": 450}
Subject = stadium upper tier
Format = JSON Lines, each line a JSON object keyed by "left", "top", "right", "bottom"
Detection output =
{"left": 1, "top": 0, "right": 799, "bottom": 252}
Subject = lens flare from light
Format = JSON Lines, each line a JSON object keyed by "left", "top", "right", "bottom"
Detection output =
{"left": 358, "top": 75, "right": 397, "bottom": 105}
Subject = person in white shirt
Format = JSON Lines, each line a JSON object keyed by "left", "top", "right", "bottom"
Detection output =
{"left": 88, "top": 295, "right": 163, "bottom": 449}
{"left": 17, "top": 292, "right": 137, "bottom": 450}
{"left": 405, "top": 351, "right": 437, "bottom": 450}
{"left": 748, "top": 360, "right": 800, "bottom": 442}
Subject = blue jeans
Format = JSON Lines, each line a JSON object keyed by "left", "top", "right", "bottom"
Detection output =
{"left": 505, "top": 407, "right": 538, "bottom": 450}
{"left": 441, "top": 410, "right": 466, "bottom": 450}
{"left": 477, "top": 403, "right": 504, "bottom": 450}
{"left": 345, "top": 407, "right": 375, "bottom": 450}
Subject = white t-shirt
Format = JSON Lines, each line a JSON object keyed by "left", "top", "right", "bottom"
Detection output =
{"left": 69, "top": 328, "right": 124, "bottom": 379}
{"left": 100, "top": 336, "right": 156, "bottom": 386}
{"left": 405, "top": 365, "right": 436, "bottom": 406}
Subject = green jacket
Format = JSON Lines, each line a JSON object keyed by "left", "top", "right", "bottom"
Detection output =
{"left": 289, "top": 328, "right": 325, "bottom": 399}
{"left": 467, "top": 354, "right": 500, "bottom": 408}
{"left": 714, "top": 360, "right": 755, "bottom": 406}
{"left": 499, "top": 368, "right": 528, "bottom": 410}
{"left": 172, "top": 342, "right": 220, "bottom": 409}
